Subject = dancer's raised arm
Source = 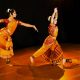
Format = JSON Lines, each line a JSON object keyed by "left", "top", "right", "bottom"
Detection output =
{"left": 50, "top": 8, "right": 58, "bottom": 24}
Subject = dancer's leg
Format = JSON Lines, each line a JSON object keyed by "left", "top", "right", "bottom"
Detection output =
{"left": 30, "top": 44, "right": 52, "bottom": 64}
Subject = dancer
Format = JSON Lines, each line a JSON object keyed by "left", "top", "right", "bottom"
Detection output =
{"left": 30, "top": 8, "right": 63, "bottom": 65}
{"left": 0, "top": 8, "right": 38, "bottom": 64}
{"left": 30, "top": 8, "right": 80, "bottom": 67}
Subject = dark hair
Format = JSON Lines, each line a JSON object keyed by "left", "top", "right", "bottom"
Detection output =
{"left": 7, "top": 8, "right": 15, "bottom": 15}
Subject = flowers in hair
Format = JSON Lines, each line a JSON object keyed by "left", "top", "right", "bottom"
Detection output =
{"left": 7, "top": 8, "right": 11, "bottom": 13}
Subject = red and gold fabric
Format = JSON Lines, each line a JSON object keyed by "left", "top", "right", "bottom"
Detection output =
{"left": 0, "top": 19, "right": 18, "bottom": 59}
{"left": 33, "top": 23, "right": 63, "bottom": 64}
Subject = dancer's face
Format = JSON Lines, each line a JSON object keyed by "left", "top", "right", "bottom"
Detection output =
{"left": 12, "top": 10, "right": 17, "bottom": 18}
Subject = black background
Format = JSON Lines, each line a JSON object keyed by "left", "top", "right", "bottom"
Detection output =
{"left": 0, "top": 0, "right": 80, "bottom": 49}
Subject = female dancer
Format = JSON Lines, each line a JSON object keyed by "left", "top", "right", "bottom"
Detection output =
{"left": 0, "top": 8, "right": 38, "bottom": 64}
{"left": 30, "top": 8, "right": 63, "bottom": 65}
{"left": 30, "top": 8, "right": 80, "bottom": 67}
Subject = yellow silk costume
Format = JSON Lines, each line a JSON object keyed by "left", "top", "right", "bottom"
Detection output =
{"left": 0, "top": 19, "right": 19, "bottom": 59}
{"left": 33, "top": 24, "right": 63, "bottom": 63}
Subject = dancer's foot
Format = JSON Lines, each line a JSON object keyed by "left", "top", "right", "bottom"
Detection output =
{"left": 30, "top": 56, "right": 35, "bottom": 64}
{"left": 6, "top": 58, "right": 10, "bottom": 64}
{"left": 7, "top": 63, "right": 13, "bottom": 66}
{"left": 6, "top": 58, "right": 13, "bottom": 66}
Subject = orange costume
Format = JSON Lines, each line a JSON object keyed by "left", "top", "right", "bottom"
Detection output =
{"left": 33, "top": 23, "right": 63, "bottom": 64}
{"left": 0, "top": 19, "right": 20, "bottom": 59}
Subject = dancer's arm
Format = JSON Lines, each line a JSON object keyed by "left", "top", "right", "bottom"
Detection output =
{"left": 51, "top": 8, "right": 58, "bottom": 24}
{"left": 0, "top": 19, "right": 4, "bottom": 23}
{"left": 19, "top": 21, "right": 38, "bottom": 32}
{"left": 54, "top": 8, "right": 58, "bottom": 21}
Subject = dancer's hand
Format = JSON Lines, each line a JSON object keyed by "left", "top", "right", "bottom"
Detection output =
{"left": 54, "top": 8, "right": 58, "bottom": 13}
{"left": 33, "top": 25, "right": 38, "bottom": 32}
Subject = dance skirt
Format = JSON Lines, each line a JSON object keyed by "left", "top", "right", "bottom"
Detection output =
{"left": 43, "top": 35, "right": 63, "bottom": 63}
{"left": 0, "top": 28, "right": 13, "bottom": 59}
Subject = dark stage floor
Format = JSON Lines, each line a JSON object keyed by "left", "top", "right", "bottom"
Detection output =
{"left": 0, "top": 44, "right": 80, "bottom": 80}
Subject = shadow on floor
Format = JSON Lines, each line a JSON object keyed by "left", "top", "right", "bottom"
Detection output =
{"left": 29, "top": 64, "right": 64, "bottom": 80}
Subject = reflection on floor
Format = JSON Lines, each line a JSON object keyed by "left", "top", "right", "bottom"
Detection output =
{"left": 0, "top": 44, "right": 80, "bottom": 80}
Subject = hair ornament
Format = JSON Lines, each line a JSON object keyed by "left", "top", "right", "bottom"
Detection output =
{"left": 7, "top": 8, "right": 11, "bottom": 13}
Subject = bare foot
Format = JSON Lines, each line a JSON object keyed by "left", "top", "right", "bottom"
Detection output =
{"left": 7, "top": 63, "right": 13, "bottom": 66}
{"left": 30, "top": 56, "right": 35, "bottom": 64}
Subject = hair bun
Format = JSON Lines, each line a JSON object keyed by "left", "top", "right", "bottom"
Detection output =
{"left": 7, "top": 8, "right": 11, "bottom": 13}
{"left": 48, "top": 16, "right": 51, "bottom": 21}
